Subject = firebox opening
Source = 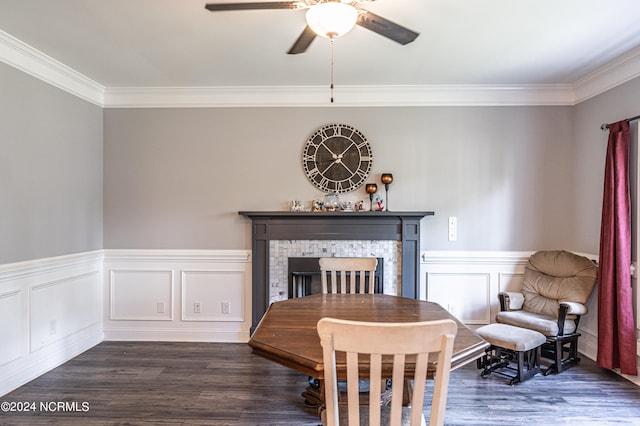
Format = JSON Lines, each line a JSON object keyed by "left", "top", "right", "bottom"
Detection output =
{"left": 288, "top": 257, "right": 384, "bottom": 298}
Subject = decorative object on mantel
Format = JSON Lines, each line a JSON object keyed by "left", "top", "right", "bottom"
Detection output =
{"left": 374, "top": 194, "right": 384, "bottom": 211}
{"left": 312, "top": 199, "right": 324, "bottom": 212}
{"left": 324, "top": 192, "right": 339, "bottom": 211}
{"left": 381, "top": 173, "right": 393, "bottom": 211}
{"left": 340, "top": 201, "right": 353, "bottom": 212}
{"left": 291, "top": 200, "right": 305, "bottom": 212}
{"left": 365, "top": 183, "right": 378, "bottom": 211}
{"left": 302, "top": 124, "right": 372, "bottom": 194}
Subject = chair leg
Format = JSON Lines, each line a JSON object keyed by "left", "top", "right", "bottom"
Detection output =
{"left": 510, "top": 347, "right": 540, "bottom": 385}
{"left": 542, "top": 334, "right": 581, "bottom": 375}
{"left": 554, "top": 338, "right": 563, "bottom": 373}
{"left": 478, "top": 346, "right": 540, "bottom": 385}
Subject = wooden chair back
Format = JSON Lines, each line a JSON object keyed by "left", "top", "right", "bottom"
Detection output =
{"left": 319, "top": 257, "right": 378, "bottom": 294}
{"left": 317, "top": 317, "right": 457, "bottom": 426}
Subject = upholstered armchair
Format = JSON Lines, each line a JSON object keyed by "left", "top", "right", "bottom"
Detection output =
{"left": 496, "top": 250, "right": 597, "bottom": 374}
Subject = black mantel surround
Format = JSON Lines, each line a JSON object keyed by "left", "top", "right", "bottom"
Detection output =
{"left": 239, "top": 211, "right": 434, "bottom": 333}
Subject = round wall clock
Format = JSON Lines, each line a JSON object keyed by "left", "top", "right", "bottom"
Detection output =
{"left": 302, "top": 124, "right": 373, "bottom": 194}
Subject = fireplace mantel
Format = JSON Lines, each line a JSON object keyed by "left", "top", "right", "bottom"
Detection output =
{"left": 239, "top": 211, "right": 434, "bottom": 332}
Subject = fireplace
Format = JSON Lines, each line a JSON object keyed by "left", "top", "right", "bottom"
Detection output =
{"left": 240, "top": 211, "right": 434, "bottom": 333}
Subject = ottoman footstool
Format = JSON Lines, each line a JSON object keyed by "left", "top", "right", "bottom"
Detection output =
{"left": 475, "top": 323, "right": 546, "bottom": 385}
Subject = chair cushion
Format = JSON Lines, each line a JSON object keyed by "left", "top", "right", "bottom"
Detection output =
{"left": 476, "top": 323, "right": 546, "bottom": 352}
{"left": 321, "top": 405, "right": 427, "bottom": 426}
{"left": 522, "top": 250, "right": 597, "bottom": 318}
{"left": 496, "top": 310, "right": 577, "bottom": 336}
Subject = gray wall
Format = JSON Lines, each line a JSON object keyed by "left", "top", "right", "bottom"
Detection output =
{"left": 4, "top": 53, "right": 637, "bottom": 261}
{"left": 0, "top": 63, "right": 103, "bottom": 264}
{"left": 573, "top": 77, "right": 640, "bottom": 255}
{"left": 104, "top": 105, "right": 576, "bottom": 252}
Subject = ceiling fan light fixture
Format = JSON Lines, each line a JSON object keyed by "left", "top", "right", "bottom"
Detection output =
{"left": 305, "top": 2, "right": 358, "bottom": 38}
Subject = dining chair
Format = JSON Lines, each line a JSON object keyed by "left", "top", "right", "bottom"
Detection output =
{"left": 319, "top": 257, "right": 378, "bottom": 294}
{"left": 317, "top": 317, "right": 457, "bottom": 426}
{"left": 308, "top": 257, "right": 380, "bottom": 401}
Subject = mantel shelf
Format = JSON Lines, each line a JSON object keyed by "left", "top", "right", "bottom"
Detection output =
{"left": 239, "top": 211, "right": 434, "bottom": 218}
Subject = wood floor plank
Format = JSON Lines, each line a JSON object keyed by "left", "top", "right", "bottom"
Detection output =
{"left": 1, "top": 342, "right": 639, "bottom": 425}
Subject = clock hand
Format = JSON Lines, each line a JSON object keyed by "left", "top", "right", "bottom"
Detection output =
{"left": 322, "top": 144, "right": 339, "bottom": 159}
{"left": 321, "top": 161, "right": 336, "bottom": 175}
{"left": 340, "top": 162, "right": 355, "bottom": 176}
{"left": 337, "top": 142, "right": 355, "bottom": 158}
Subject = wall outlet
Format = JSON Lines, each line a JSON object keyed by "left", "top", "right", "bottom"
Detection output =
{"left": 194, "top": 301, "right": 202, "bottom": 314}
{"left": 49, "top": 319, "right": 57, "bottom": 335}
{"left": 156, "top": 302, "right": 165, "bottom": 314}
{"left": 221, "top": 301, "right": 230, "bottom": 315}
{"left": 448, "top": 216, "right": 457, "bottom": 241}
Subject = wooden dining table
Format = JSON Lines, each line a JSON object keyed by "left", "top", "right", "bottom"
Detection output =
{"left": 248, "top": 293, "right": 490, "bottom": 408}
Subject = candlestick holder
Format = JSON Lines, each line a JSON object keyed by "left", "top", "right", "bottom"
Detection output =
{"left": 365, "top": 183, "right": 377, "bottom": 211}
{"left": 381, "top": 173, "right": 393, "bottom": 211}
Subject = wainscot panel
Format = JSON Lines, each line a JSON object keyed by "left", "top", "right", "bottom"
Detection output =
{"left": 0, "top": 289, "right": 21, "bottom": 366}
{"left": 109, "top": 269, "right": 174, "bottom": 321}
{"left": 0, "top": 251, "right": 103, "bottom": 396}
{"left": 31, "top": 271, "right": 101, "bottom": 351}
{"left": 181, "top": 270, "right": 245, "bottom": 322}
{"left": 426, "top": 272, "right": 491, "bottom": 324}
{"left": 102, "top": 250, "right": 251, "bottom": 343}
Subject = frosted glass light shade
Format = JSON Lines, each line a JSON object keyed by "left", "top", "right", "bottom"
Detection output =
{"left": 305, "top": 2, "right": 358, "bottom": 38}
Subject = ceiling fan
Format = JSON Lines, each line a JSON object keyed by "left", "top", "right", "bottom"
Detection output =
{"left": 204, "top": 0, "right": 419, "bottom": 54}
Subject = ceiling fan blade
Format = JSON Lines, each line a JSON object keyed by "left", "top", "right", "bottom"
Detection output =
{"left": 288, "top": 26, "right": 316, "bottom": 54}
{"left": 205, "top": 2, "right": 304, "bottom": 11}
{"left": 356, "top": 11, "right": 419, "bottom": 45}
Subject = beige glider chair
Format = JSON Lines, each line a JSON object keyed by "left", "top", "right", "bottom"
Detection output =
{"left": 318, "top": 317, "right": 457, "bottom": 426}
{"left": 496, "top": 250, "right": 597, "bottom": 374}
{"left": 319, "top": 257, "right": 379, "bottom": 294}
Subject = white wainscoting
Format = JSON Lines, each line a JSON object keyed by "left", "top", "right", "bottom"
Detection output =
{"left": 0, "top": 251, "right": 103, "bottom": 396}
{"left": 103, "top": 250, "right": 251, "bottom": 343}
{"left": 420, "top": 250, "right": 600, "bottom": 362}
{"left": 2, "top": 248, "right": 627, "bottom": 396}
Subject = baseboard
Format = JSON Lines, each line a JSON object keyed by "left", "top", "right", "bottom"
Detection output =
{"left": 103, "top": 327, "right": 249, "bottom": 343}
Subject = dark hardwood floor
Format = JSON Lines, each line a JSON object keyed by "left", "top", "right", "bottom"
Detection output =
{"left": 1, "top": 342, "right": 639, "bottom": 425}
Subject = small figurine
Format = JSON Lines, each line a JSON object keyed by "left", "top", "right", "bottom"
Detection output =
{"left": 312, "top": 199, "right": 325, "bottom": 212}
{"left": 340, "top": 201, "right": 353, "bottom": 211}
{"left": 375, "top": 195, "right": 384, "bottom": 211}
{"left": 290, "top": 200, "right": 304, "bottom": 212}
{"left": 355, "top": 200, "right": 366, "bottom": 211}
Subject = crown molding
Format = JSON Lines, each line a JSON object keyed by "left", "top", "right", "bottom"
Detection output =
{"left": 0, "top": 30, "right": 104, "bottom": 106}
{"left": 102, "top": 84, "right": 575, "bottom": 108}
{"left": 573, "top": 45, "right": 640, "bottom": 104}
{"left": 1, "top": 28, "right": 639, "bottom": 108}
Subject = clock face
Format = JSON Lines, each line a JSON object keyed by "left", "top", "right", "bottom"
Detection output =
{"left": 303, "top": 124, "right": 373, "bottom": 194}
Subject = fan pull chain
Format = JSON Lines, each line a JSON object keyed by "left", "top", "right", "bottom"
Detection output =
{"left": 330, "top": 36, "right": 335, "bottom": 103}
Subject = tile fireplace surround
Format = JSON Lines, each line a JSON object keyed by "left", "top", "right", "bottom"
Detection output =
{"left": 239, "top": 211, "right": 434, "bottom": 332}
{"left": 271, "top": 240, "right": 397, "bottom": 301}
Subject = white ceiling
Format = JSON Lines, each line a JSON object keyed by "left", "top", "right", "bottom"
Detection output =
{"left": 1, "top": 0, "right": 640, "bottom": 106}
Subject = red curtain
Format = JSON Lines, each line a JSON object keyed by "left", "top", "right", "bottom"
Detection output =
{"left": 597, "top": 120, "right": 637, "bottom": 375}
